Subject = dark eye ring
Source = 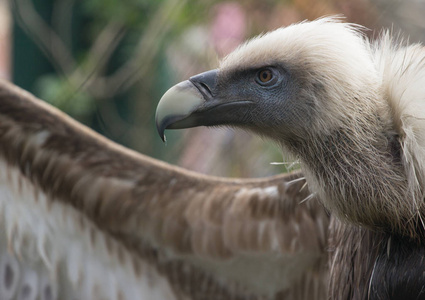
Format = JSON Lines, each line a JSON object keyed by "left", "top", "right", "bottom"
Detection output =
{"left": 256, "top": 68, "right": 276, "bottom": 86}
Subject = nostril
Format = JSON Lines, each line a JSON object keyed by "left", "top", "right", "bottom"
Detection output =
{"left": 199, "top": 82, "right": 212, "bottom": 95}
{"left": 189, "top": 69, "right": 218, "bottom": 100}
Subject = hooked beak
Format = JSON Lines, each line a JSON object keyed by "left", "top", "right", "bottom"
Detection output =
{"left": 155, "top": 80, "right": 204, "bottom": 142}
{"left": 155, "top": 69, "right": 253, "bottom": 142}
{"left": 155, "top": 69, "right": 218, "bottom": 142}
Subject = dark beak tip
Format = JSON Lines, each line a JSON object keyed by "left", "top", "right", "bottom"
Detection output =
{"left": 156, "top": 120, "right": 167, "bottom": 143}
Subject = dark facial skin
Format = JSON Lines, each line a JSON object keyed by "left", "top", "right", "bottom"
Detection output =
{"left": 160, "top": 63, "right": 318, "bottom": 144}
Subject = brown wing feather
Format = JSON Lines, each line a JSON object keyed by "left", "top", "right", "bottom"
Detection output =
{"left": 0, "top": 79, "right": 329, "bottom": 299}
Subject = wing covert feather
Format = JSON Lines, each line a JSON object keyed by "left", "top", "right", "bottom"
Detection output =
{"left": 0, "top": 80, "right": 329, "bottom": 299}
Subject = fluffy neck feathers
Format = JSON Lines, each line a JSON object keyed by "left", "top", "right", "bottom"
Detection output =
{"left": 296, "top": 119, "right": 414, "bottom": 237}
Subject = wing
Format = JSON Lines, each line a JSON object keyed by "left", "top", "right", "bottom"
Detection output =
{"left": 0, "top": 80, "right": 329, "bottom": 300}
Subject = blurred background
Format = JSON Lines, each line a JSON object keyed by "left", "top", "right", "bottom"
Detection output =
{"left": 2, "top": 0, "right": 425, "bottom": 178}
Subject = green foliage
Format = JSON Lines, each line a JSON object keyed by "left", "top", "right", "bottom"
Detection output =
{"left": 35, "top": 75, "right": 95, "bottom": 121}
{"left": 14, "top": 0, "right": 296, "bottom": 177}
{"left": 81, "top": 0, "right": 162, "bottom": 28}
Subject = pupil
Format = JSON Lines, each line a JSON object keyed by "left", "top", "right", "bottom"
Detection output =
{"left": 258, "top": 69, "right": 272, "bottom": 83}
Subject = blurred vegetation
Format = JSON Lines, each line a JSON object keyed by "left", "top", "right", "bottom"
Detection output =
{"left": 11, "top": 0, "right": 425, "bottom": 177}
{"left": 12, "top": 0, "right": 212, "bottom": 164}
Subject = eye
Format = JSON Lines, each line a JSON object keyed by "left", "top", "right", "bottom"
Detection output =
{"left": 256, "top": 68, "right": 276, "bottom": 86}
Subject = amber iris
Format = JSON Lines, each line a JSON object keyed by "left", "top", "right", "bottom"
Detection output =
{"left": 258, "top": 69, "right": 273, "bottom": 83}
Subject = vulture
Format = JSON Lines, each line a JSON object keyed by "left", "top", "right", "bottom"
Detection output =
{"left": 0, "top": 17, "right": 422, "bottom": 300}
{"left": 156, "top": 17, "right": 425, "bottom": 299}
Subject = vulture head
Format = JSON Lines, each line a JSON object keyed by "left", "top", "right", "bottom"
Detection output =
{"left": 157, "top": 18, "right": 381, "bottom": 142}
{"left": 156, "top": 18, "right": 425, "bottom": 240}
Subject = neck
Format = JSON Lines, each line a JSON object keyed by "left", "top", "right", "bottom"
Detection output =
{"left": 294, "top": 120, "right": 421, "bottom": 239}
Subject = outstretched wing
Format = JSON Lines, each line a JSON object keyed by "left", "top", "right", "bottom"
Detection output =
{"left": 0, "top": 80, "right": 329, "bottom": 300}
